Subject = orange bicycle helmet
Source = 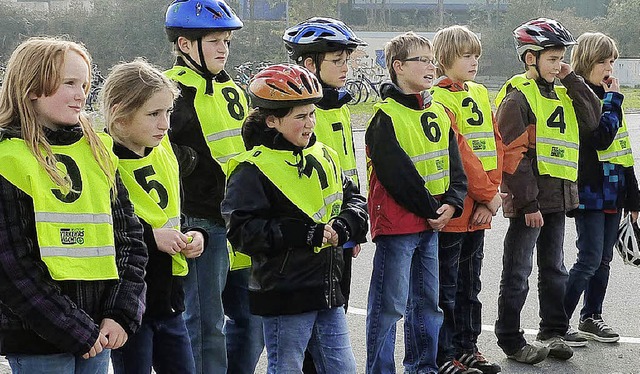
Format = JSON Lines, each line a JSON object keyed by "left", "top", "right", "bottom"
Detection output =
{"left": 248, "top": 64, "right": 322, "bottom": 109}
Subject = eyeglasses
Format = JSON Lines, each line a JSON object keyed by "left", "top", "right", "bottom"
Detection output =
{"left": 323, "top": 57, "right": 351, "bottom": 67}
{"left": 402, "top": 56, "right": 438, "bottom": 66}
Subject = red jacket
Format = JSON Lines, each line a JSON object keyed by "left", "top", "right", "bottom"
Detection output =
{"left": 366, "top": 83, "right": 467, "bottom": 240}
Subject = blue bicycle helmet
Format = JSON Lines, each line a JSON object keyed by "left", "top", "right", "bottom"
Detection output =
{"left": 283, "top": 17, "right": 367, "bottom": 62}
{"left": 165, "top": 0, "right": 243, "bottom": 42}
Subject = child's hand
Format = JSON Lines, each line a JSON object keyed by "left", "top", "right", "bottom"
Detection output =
{"left": 427, "top": 204, "right": 455, "bottom": 231}
{"left": 631, "top": 211, "right": 639, "bottom": 223}
{"left": 182, "top": 231, "right": 204, "bottom": 258}
{"left": 324, "top": 224, "right": 339, "bottom": 247}
{"left": 99, "top": 318, "right": 128, "bottom": 350}
{"left": 472, "top": 204, "right": 493, "bottom": 226}
{"left": 153, "top": 228, "right": 189, "bottom": 255}
{"left": 352, "top": 244, "right": 362, "bottom": 258}
{"left": 525, "top": 211, "right": 544, "bottom": 228}
{"left": 486, "top": 192, "right": 507, "bottom": 215}
{"left": 602, "top": 76, "right": 619, "bottom": 93}
{"left": 82, "top": 331, "right": 108, "bottom": 359}
{"left": 557, "top": 62, "right": 573, "bottom": 79}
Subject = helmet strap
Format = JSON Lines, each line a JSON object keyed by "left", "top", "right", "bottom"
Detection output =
{"left": 180, "top": 37, "right": 216, "bottom": 95}
{"left": 313, "top": 53, "right": 327, "bottom": 87}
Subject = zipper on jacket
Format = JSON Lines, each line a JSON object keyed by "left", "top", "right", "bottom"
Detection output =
{"left": 327, "top": 246, "right": 334, "bottom": 305}
{"left": 278, "top": 248, "right": 293, "bottom": 275}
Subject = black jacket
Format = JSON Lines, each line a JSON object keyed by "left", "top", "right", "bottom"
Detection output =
{"left": 112, "top": 143, "right": 208, "bottom": 318}
{"left": 221, "top": 126, "right": 368, "bottom": 316}
{"left": 168, "top": 59, "right": 234, "bottom": 224}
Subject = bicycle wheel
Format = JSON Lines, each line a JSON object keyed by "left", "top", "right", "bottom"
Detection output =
{"left": 345, "top": 80, "right": 363, "bottom": 105}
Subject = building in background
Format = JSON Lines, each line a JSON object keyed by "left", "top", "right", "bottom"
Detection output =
{"left": 1, "top": 0, "right": 91, "bottom": 12}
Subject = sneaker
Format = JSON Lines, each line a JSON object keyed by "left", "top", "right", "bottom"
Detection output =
{"left": 438, "top": 359, "right": 482, "bottom": 374}
{"left": 458, "top": 352, "right": 502, "bottom": 373}
{"left": 578, "top": 315, "right": 620, "bottom": 343}
{"left": 537, "top": 336, "right": 573, "bottom": 360}
{"left": 564, "top": 326, "right": 588, "bottom": 347}
{"left": 506, "top": 342, "right": 549, "bottom": 364}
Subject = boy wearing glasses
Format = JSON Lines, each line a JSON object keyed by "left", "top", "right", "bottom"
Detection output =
{"left": 365, "top": 31, "right": 467, "bottom": 374}
{"left": 283, "top": 17, "right": 368, "bottom": 374}
{"left": 430, "top": 25, "right": 503, "bottom": 374}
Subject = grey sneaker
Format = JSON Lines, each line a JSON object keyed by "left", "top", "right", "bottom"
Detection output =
{"left": 537, "top": 336, "right": 573, "bottom": 360}
{"left": 506, "top": 342, "right": 549, "bottom": 364}
{"left": 578, "top": 315, "right": 620, "bottom": 343}
{"left": 564, "top": 326, "right": 588, "bottom": 347}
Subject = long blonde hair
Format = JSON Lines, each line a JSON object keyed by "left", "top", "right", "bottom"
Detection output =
{"left": 102, "top": 58, "right": 179, "bottom": 144}
{"left": 433, "top": 25, "right": 482, "bottom": 78}
{"left": 0, "top": 37, "right": 116, "bottom": 193}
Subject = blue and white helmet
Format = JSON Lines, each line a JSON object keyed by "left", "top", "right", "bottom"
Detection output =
{"left": 283, "top": 17, "right": 367, "bottom": 61}
{"left": 165, "top": 0, "right": 243, "bottom": 42}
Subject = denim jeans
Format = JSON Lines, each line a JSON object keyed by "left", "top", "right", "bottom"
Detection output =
{"left": 366, "top": 231, "right": 442, "bottom": 374}
{"left": 111, "top": 313, "right": 195, "bottom": 374}
{"left": 437, "top": 230, "right": 485, "bottom": 364}
{"left": 182, "top": 216, "right": 263, "bottom": 374}
{"left": 564, "top": 210, "right": 621, "bottom": 321}
{"left": 223, "top": 267, "right": 264, "bottom": 373}
{"left": 262, "top": 307, "right": 356, "bottom": 374}
{"left": 495, "top": 212, "right": 569, "bottom": 355}
{"left": 7, "top": 350, "right": 110, "bottom": 374}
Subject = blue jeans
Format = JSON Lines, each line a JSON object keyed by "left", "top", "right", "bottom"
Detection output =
{"left": 564, "top": 210, "right": 621, "bottom": 321}
{"left": 437, "top": 230, "right": 484, "bottom": 364}
{"left": 495, "top": 212, "right": 569, "bottom": 355}
{"left": 111, "top": 313, "right": 195, "bottom": 374}
{"left": 223, "top": 267, "right": 264, "bottom": 373}
{"left": 182, "top": 216, "right": 263, "bottom": 374}
{"left": 366, "top": 231, "right": 442, "bottom": 374}
{"left": 7, "top": 350, "right": 110, "bottom": 374}
{"left": 262, "top": 307, "right": 355, "bottom": 374}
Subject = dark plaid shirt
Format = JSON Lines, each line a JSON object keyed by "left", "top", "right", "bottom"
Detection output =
{"left": 0, "top": 125, "right": 147, "bottom": 355}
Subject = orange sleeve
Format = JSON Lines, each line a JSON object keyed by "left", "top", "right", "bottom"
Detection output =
{"left": 448, "top": 109, "right": 499, "bottom": 205}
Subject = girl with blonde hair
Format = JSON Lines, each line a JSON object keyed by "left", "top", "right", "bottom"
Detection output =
{"left": 103, "top": 58, "right": 206, "bottom": 374}
{"left": 0, "top": 37, "right": 147, "bottom": 374}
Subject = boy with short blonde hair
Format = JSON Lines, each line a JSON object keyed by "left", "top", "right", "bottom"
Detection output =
{"left": 430, "top": 24, "right": 503, "bottom": 374}
{"left": 366, "top": 31, "right": 467, "bottom": 374}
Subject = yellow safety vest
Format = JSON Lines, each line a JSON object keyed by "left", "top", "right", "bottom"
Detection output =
{"left": 597, "top": 105, "right": 634, "bottom": 167}
{"left": 0, "top": 135, "right": 119, "bottom": 281}
{"left": 228, "top": 142, "right": 344, "bottom": 252}
{"left": 496, "top": 74, "right": 580, "bottom": 182}
{"left": 431, "top": 81, "right": 497, "bottom": 171}
{"left": 165, "top": 66, "right": 251, "bottom": 270}
{"left": 372, "top": 97, "right": 451, "bottom": 195}
{"left": 117, "top": 137, "right": 188, "bottom": 276}
{"left": 315, "top": 106, "right": 359, "bottom": 187}
{"left": 165, "top": 66, "right": 247, "bottom": 174}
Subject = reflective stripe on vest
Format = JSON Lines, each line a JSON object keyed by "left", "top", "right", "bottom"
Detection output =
{"left": 431, "top": 81, "right": 497, "bottom": 171}
{"left": 597, "top": 108, "right": 634, "bottom": 167}
{"left": 165, "top": 66, "right": 247, "bottom": 174}
{"left": 315, "top": 105, "right": 360, "bottom": 188}
{"left": 496, "top": 74, "right": 579, "bottom": 181}
{"left": 0, "top": 135, "right": 118, "bottom": 281}
{"left": 117, "top": 137, "right": 188, "bottom": 276}
{"left": 373, "top": 97, "right": 451, "bottom": 195}
{"left": 228, "top": 142, "right": 344, "bottom": 252}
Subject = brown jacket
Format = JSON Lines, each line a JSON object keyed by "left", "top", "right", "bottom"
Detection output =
{"left": 496, "top": 72, "right": 601, "bottom": 218}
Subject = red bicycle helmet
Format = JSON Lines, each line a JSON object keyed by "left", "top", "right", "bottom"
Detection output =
{"left": 248, "top": 64, "right": 322, "bottom": 109}
{"left": 514, "top": 18, "right": 576, "bottom": 61}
